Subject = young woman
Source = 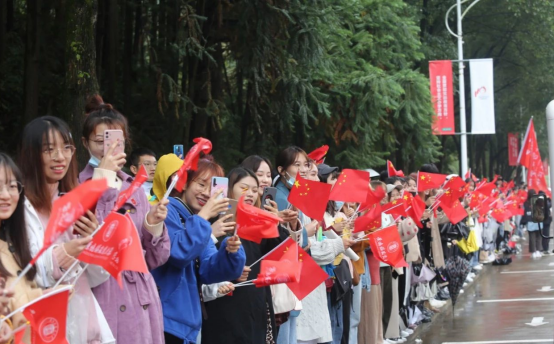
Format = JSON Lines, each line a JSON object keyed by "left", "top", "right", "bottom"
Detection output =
{"left": 202, "top": 167, "right": 289, "bottom": 344}
{"left": 0, "top": 153, "right": 43, "bottom": 344}
{"left": 80, "top": 96, "right": 170, "bottom": 344}
{"left": 19, "top": 116, "right": 114, "bottom": 343}
{"left": 242, "top": 155, "right": 273, "bottom": 197}
{"left": 151, "top": 155, "right": 245, "bottom": 344}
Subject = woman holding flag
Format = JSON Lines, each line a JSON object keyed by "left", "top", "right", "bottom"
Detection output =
{"left": 79, "top": 96, "right": 170, "bottom": 344}
{"left": 152, "top": 156, "right": 245, "bottom": 344}
{"left": 19, "top": 116, "right": 115, "bottom": 343}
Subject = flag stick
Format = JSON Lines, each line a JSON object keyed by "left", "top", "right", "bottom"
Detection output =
{"left": 8, "top": 263, "right": 34, "bottom": 291}
{"left": 163, "top": 175, "right": 179, "bottom": 201}
{"left": 249, "top": 239, "right": 291, "bottom": 268}
{"left": 234, "top": 279, "right": 256, "bottom": 285}
{"left": 12, "top": 323, "right": 28, "bottom": 335}
{"left": 233, "top": 283, "right": 255, "bottom": 288}
{"left": 1, "top": 286, "right": 72, "bottom": 323}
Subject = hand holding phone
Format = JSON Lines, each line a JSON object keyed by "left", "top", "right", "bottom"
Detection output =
{"left": 260, "top": 187, "right": 277, "bottom": 209}
{"left": 104, "top": 130, "right": 125, "bottom": 156}
{"left": 173, "top": 145, "right": 184, "bottom": 159}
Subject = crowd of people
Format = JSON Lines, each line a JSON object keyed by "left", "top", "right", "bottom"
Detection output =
{"left": 0, "top": 94, "right": 547, "bottom": 344}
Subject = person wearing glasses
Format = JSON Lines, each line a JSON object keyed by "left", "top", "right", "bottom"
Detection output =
{"left": 18, "top": 116, "right": 114, "bottom": 343}
{"left": 129, "top": 148, "right": 158, "bottom": 201}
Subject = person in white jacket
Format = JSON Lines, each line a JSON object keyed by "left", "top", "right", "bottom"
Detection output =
{"left": 19, "top": 116, "right": 114, "bottom": 344}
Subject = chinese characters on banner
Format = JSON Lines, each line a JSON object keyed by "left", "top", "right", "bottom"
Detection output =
{"left": 518, "top": 118, "right": 550, "bottom": 197}
{"left": 429, "top": 60, "right": 455, "bottom": 135}
{"left": 508, "top": 133, "right": 519, "bottom": 166}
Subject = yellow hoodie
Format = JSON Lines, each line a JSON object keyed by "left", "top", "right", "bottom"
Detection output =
{"left": 150, "top": 153, "right": 184, "bottom": 204}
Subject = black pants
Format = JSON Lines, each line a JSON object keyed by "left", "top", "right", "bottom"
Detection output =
{"left": 341, "top": 287, "right": 352, "bottom": 344}
{"left": 165, "top": 332, "right": 184, "bottom": 344}
{"left": 542, "top": 222, "right": 551, "bottom": 251}
{"left": 380, "top": 266, "right": 393, "bottom": 335}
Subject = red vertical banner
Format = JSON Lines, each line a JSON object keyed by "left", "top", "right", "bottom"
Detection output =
{"left": 429, "top": 60, "right": 455, "bottom": 135}
{"left": 508, "top": 133, "right": 519, "bottom": 166}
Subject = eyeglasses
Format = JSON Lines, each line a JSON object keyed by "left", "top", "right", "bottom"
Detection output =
{"left": 43, "top": 145, "right": 76, "bottom": 159}
{"left": 0, "top": 181, "right": 23, "bottom": 196}
{"left": 192, "top": 180, "right": 209, "bottom": 192}
{"left": 89, "top": 139, "right": 104, "bottom": 148}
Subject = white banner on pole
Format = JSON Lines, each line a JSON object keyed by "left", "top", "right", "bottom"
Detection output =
{"left": 470, "top": 58, "right": 496, "bottom": 134}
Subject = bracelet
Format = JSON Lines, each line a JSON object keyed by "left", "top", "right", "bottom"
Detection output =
{"left": 60, "top": 243, "right": 75, "bottom": 259}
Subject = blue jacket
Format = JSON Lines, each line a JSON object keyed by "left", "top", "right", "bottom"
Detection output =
{"left": 152, "top": 197, "right": 246, "bottom": 343}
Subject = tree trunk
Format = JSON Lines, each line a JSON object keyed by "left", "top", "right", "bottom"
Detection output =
{"left": 104, "top": 0, "right": 118, "bottom": 101}
{"left": 62, "top": 0, "right": 100, "bottom": 169}
{"left": 0, "top": 0, "right": 6, "bottom": 62}
{"left": 133, "top": 0, "right": 143, "bottom": 66}
{"left": 123, "top": 0, "right": 134, "bottom": 111}
{"left": 23, "top": 0, "right": 41, "bottom": 123}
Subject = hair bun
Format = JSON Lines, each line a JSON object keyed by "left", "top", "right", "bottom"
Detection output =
{"left": 85, "top": 94, "right": 114, "bottom": 114}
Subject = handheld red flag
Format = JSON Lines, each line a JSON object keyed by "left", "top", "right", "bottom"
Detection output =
{"left": 78, "top": 212, "right": 148, "bottom": 287}
{"left": 329, "top": 169, "right": 370, "bottom": 203}
{"left": 440, "top": 199, "right": 468, "bottom": 225}
{"left": 500, "top": 180, "right": 514, "bottom": 194}
{"left": 174, "top": 137, "right": 213, "bottom": 192}
{"left": 22, "top": 286, "right": 71, "bottom": 344}
{"left": 30, "top": 179, "right": 109, "bottom": 265}
{"left": 382, "top": 200, "right": 407, "bottom": 219}
{"left": 368, "top": 225, "right": 408, "bottom": 268}
{"left": 113, "top": 165, "right": 149, "bottom": 211}
{"left": 255, "top": 244, "right": 301, "bottom": 287}
{"left": 354, "top": 204, "right": 383, "bottom": 233}
{"left": 307, "top": 145, "right": 329, "bottom": 165}
{"left": 403, "top": 193, "right": 426, "bottom": 228}
{"left": 474, "top": 181, "right": 496, "bottom": 197}
{"left": 359, "top": 186, "right": 386, "bottom": 212}
{"left": 262, "top": 238, "right": 329, "bottom": 300}
{"left": 417, "top": 172, "right": 447, "bottom": 192}
{"left": 13, "top": 327, "right": 25, "bottom": 344}
{"left": 288, "top": 175, "right": 332, "bottom": 221}
{"left": 491, "top": 205, "right": 512, "bottom": 223}
{"left": 387, "top": 161, "right": 404, "bottom": 177}
{"left": 235, "top": 197, "right": 282, "bottom": 244}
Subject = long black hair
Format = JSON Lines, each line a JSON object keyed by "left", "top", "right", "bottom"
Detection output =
{"left": 227, "top": 167, "right": 260, "bottom": 207}
{"left": 0, "top": 153, "right": 36, "bottom": 280}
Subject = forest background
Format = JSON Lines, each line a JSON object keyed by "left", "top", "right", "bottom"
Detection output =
{"left": 1, "top": 0, "right": 553, "bottom": 179}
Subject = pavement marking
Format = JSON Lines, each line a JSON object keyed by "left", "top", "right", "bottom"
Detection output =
{"left": 477, "top": 297, "right": 554, "bottom": 303}
{"left": 443, "top": 340, "right": 553, "bottom": 344}
{"left": 501, "top": 270, "right": 554, "bottom": 274}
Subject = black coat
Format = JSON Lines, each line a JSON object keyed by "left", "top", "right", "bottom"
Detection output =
{"left": 202, "top": 226, "right": 289, "bottom": 344}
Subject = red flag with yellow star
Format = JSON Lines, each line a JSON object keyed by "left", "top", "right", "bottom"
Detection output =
{"left": 359, "top": 186, "right": 386, "bottom": 212}
{"left": 262, "top": 238, "right": 329, "bottom": 300}
{"left": 354, "top": 204, "right": 383, "bottom": 233}
{"left": 387, "top": 160, "right": 405, "bottom": 177}
{"left": 307, "top": 145, "right": 329, "bottom": 165}
{"left": 474, "top": 181, "right": 496, "bottom": 197}
{"left": 329, "top": 169, "right": 370, "bottom": 203}
{"left": 403, "top": 193, "right": 426, "bottom": 228}
{"left": 288, "top": 175, "right": 332, "bottom": 221}
{"left": 440, "top": 199, "right": 468, "bottom": 224}
{"left": 417, "top": 172, "right": 447, "bottom": 192}
{"left": 236, "top": 197, "right": 282, "bottom": 243}
{"left": 491, "top": 204, "right": 512, "bottom": 222}
{"left": 382, "top": 199, "right": 407, "bottom": 219}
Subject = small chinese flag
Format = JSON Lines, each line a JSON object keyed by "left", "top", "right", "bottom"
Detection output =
{"left": 491, "top": 205, "right": 512, "bottom": 223}
{"left": 403, "top": 193, "right": 426, "bottom": 228}
{"left": 30, "top": 179, "right": 109, "bottom": 265}
{"left": 440, "top": 199, "right": 468, "bottom": 225}
{"left": 500, "top": 180, "right": 514, "bottom": 194}
{"left": 517, "top": 189, "right": 528, "bottom": 204}
{"left": 78, "top": 212, "right": 148, "bottom": 287}
{"left": 329, "top": 169, "right": 370, "bottom": 203}
{"left": 113, "top": 164, "right": 149, "bottom": 211}
{"left": 359, "top": 186, "right": 386, "bottom": 212}
{"left": 288, "top": 175, "right": 332, "bottom": 221}
{"left": 307, "top": 145, "right": 329, "bottom": 165}
{"left": 22, "top": 286, "right": 71, "bottom": 344}
{"left": 438, "top": 176, "right": 467, "bottom": 208}
{"left": 354, "top": 204, "right": 383, "bottom": 233}
{"left": 263, "top": 238, "right": 329, "bottom": 300}
{"left": 477, "top": 197, "right": 495, "bottom": 217}
{"left": 382, "top": 200, "right": 407, "bottom": 219}
{"left": 417, "top": 172, "right": 447, "bottom": 192}
{"left": 256, "top": 244, "right": 302, "bottom": 287}
{"left": 235, "top": 197, "right": 282, "bottom": 244}
{"left": 174, "top": 137, "right": 213, "bottom": 192}
{"left": 474, "top": 181, "right": 496, "bottom": 197}
{"left": 368, "top": 225, "right": 408, "bottom": 268}
{"left": 387, "top": 161, "right": 404, "bottom": 177}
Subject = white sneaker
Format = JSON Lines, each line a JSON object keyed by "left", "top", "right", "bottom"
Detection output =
{"left": 460, "top": 289, "right": 464, "bottom": 294}
{"left": 465, "top": 277, "right": 474, "bottom": 283}
{"left": 404, "top": 329, "right": 414, "bottom": 335}
{"left": 400, "top": 330, "right": 410, "bottom": 338}
{"left": 474, "top": 265, "right": 483, "bottom": 270}
{"left": 536, "top": 251, "right": 543, "bottom": 258}
{"left": 429, "top": 299, "right": 446, "bottom": 308}
{"left": 468, "top": 272, "right": 476, "bottom": 279}
{"left": 463, "top": 282, "right": 468, "bottom": 287}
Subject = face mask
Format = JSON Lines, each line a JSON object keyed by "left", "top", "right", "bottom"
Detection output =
{"left": 285, "top": 172, "right": 295, "bottom": 187}
{"left": 335, "top": 201, "right": 345, "bottom": 212}
{"left": 88, "top": 155, "right": 100, "bottom": 168}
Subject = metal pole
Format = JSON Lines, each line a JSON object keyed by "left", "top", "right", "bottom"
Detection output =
{"left": 545, "top": 101, "right": 554, "bottom": 192}
{"left": 457, "top": 0, "right": 469, "bottom": 178}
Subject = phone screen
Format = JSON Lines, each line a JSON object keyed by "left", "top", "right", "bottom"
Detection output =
{"left": 173, "top": 145, "right": 184, "bottom": 159}
{"left": 211, "top": 177, "right": 229, "bottom": 199}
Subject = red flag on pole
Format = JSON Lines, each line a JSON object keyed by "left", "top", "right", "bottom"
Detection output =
{"left": 382, "top": 200, "right": 407, "bottom": 219}
{"left": 235, "top": 197, "right": 281, "bottom": 244}
{"left": 288, "top": 175, "right": 332, "bottom": 221}
{"left": 387, "top": 161, "right": 404, "bottom": 177}
{"left": 353, "top": 204, "right": 383, "bottom": 233}
{"left": 22, "top": 286, "right": 72, "bottom": 344}
{"left": 417, "top": 172, "right": 447, "bottom": 192}
{"left": 78, "top": 212, "right": 148, "bottom": 287}
{"left": 508, "top": 133, "right": 519, "bottom": 166}
{"left": 329, "top": 169, "right": 370, "bottom": 203}
{"left": 429, "top": 60, "right": 455, "bottom": 135}
{"left": 359, "top": 186, "right": 386, "bottom": 212}
{"left": 368, "top": 225, "right": 408, "bottom": 268}
{"left": 174, "top": 137, "right": 213, "bottom": 192}
{"left": 262, "top": 238, "right": 329, "bottom": 300}
{"left": 440, "top": 199, "right": 468, "bottom": 225}
{"left": 307, "top": 145, "right": 329, "bottom": 165}
{"left": 474, "top": 181, "right": 496, "bottom": 197}
{"left": 113, "top": 165, "right": 148, "bottom": 211}
{"left": 256, "top": 244, "right": 301, "bottom": 287}
{"left": 518, "top": 119, "right": 550, "bottom": 197}
{"left": 30, "top": 179, "right": 109, "bottom": 265}
{"left": 403, "top": 193, "right": 426, "bottom": 228}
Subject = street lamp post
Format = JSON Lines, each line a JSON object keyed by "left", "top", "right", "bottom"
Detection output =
{"left": 445, "top": 0, "right": 482, "bottom": 177}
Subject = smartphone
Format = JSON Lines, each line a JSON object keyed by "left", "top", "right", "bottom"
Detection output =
{"left": 224, "top": 199, "right": 238, "bottom": 222}
{"left": 211, "top": 177, "right": 229, "bottom": 199}
{"left": 260, "top": 187, "right": 277, "bottom": 209}
{"left": 173, "top": 145, "right": 184, "bottom": 159}
{"left": 104, "top": 130, "right": 125, "bottom": 156}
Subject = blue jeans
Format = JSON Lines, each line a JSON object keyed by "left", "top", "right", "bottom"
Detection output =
{"left": 349, "top": 282, "right": 362, "bottom": 344}
{"left": 277, "top": 316, "right": 297, "bottom": 344}
{"left": 327, "top": 293, "right": 343, "bottom": 344}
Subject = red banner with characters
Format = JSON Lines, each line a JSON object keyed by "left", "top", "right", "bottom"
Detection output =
{"left": 429, "top": 60, "right": 455, "bottom": 135}
{"left": 508, "top": 133, "right": 519, "bottom": 166}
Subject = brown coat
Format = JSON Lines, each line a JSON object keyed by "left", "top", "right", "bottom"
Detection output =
{"left": 0, "top": 240, "right": 43, "bottom": 344}
{"left": 430, "top": 212, "right": 448, "bottom": 268}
